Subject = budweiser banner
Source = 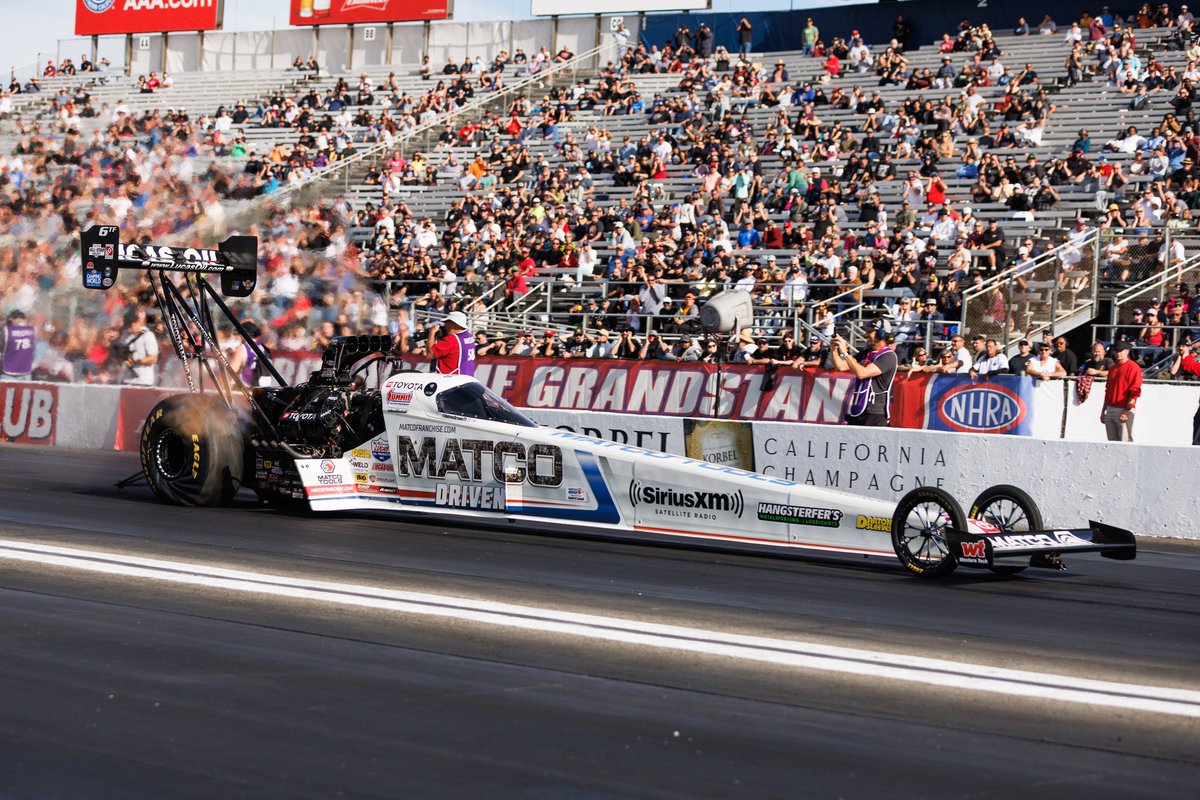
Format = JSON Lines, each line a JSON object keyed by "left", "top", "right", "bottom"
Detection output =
{"left": 288, "top": 0, "right": 449, "bottom": 26}
{"left": 75, "top": 0, "right": 223, "bottom": 37}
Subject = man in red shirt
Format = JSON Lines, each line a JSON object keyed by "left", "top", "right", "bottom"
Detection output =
{"left": 1102, "top": 341, "right": 1142, "bottom": 441}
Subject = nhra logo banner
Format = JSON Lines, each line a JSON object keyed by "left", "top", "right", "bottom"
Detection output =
{"left": 75, "top": 0, "right": 223, "bottom": 36}
{"left": 288, "top": 0, "right": 448, "bottom": 27}
{"left": 893, "top": 373, "right": 1033, "bottom": 436}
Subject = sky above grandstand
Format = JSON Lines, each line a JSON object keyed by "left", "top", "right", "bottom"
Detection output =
{"left": 3, "top": 0, "right": 800, "bottom": 79}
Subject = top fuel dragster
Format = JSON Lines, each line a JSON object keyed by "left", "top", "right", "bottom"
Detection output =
{"left": 80, "top": 226, "right": 1137, "bottom": 578}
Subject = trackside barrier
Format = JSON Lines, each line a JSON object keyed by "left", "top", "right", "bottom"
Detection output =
{"left": 529, "top": 409, "right": 1200, "bottom": 539}
{"left": 3, "top": 380, "right": 1196, "bottom": 537}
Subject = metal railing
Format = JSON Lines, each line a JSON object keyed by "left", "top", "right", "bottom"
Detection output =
{"left": 959, "top": 229, "right": 1101, "bottom": 350}
{"left": 1108, "top": 251, "right": 1200, "bottom": 333}
{"left": 268, "top": 41, "right": 616, "bottom": 208}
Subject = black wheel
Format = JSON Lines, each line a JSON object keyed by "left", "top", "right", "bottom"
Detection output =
{"left": 891, "top": 486, "right": 966, "bottom": 578}
{"left": 140, "top": 394, "right": 244, "bottom": 507}
{"left": 970, "top": 485, "right": 1043, "bottom": 575}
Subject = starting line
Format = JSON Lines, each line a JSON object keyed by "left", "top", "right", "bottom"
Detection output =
{"left": 2, "top": 537, "right": 1198, "bottom": 718}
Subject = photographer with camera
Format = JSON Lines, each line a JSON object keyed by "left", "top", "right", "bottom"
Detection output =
{"left": 830, "top": 324, "right": 898, "bottom": 427}
{"left": 118, "top": 309, "right": 160, "bottom": 386}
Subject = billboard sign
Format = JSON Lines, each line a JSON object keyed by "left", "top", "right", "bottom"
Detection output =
{"left": 288, "top": 0, "right": 449, "bottom": 26}
{"left": 75, "top": 0, "right": 224, "bottom": 36}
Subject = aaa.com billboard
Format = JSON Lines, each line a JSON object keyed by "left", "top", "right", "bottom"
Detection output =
{"left": 288, "top": 0, "right": 448, "bottom": 26}
{"left": 75, "top": 0, "right": 224, "bottom": 36}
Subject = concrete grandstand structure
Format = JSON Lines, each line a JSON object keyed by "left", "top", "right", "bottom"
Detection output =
{"left": 3, "top": 4, "right": 1200, "bottom": 387}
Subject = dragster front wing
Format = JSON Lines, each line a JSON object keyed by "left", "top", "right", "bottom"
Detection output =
{"left": 947, "top": 522, "right": 1137, "bottom": 568}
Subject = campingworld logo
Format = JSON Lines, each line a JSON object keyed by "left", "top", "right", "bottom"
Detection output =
{"left": 628, "top": 481, "right": 744, "bottom": 518}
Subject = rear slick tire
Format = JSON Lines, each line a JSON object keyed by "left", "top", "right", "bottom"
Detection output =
{"left": 891, "top": 486, "right": 966, "bottom": 578}
{"left": 140, "top": 394, "right": 244, "bottom": 507}
{"left": 970, "top": 485, "right": 1044, "bottom": 575}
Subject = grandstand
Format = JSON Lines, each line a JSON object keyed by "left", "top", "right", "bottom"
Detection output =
{"left": 3, "top": 4, "right": 1200, "bottom": 386}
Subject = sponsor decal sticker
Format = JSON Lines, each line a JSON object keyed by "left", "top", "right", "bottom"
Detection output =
{"left": 757, "top": 502, "right": 843, "bottom": 528}
{"left": 958, "top": 540, "right": 988, "bottom": 563}
{"left": 371, "top": 438, "right": 391, "bottom": 462}
{"left": 628, "top": 481, "right": 744, "bottom": 520}
{"left": 319, "top": 459, "right": 336, "bottom": 474}
{"left": 84, "top": 271, "right": 103, "bottom": 288}
{"left": 350, "top": 449, "right": 370, "bottom": 458}
{"left": 990, "top": 531, "right": 1093, "bottom": 550}
{"left": 856, "top": 515, "right": 892, "bottom": 532}
{"left": 395, "top": 436, "right": 562, "bottom": 486}
{"left": 566, "top": 486, "right": 587, "bottom": 502}
{"left": 354, "top": 472, "right": 369, "bottom": 483}
{"left": 435, "top": 484, "right": 505, "bottom": 510}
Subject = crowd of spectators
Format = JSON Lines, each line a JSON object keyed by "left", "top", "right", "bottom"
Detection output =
{"left": 5, "top": 6, "right": 1200, "bottom": 387}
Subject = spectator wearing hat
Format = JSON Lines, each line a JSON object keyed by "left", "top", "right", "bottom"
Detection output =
{"left": 431, "top": 310, "right": 476, "bottom": 376}
{"left": 831, "top": 326, "right": 899, "bottom": 427}
{"left": 1102, "top": 341, "right": 1143, "bottom": 441}
{"left": 1008, "top": 340, "right": 1034, "bottom": 375}
{"left": 730, "top": 328, "right": 759, "bottom": 364}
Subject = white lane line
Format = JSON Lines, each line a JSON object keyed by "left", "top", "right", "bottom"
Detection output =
{"left": 2, "top": 538, "right": 1199, "bottom": 718}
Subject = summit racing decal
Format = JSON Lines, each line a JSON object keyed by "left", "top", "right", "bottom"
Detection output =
{"left": 629, "top": 481, "right": 744, "bottom": 520}
{"left": 757, "top": 503, "right": 842, "bottom": 528}
{"left": 395, "top": 436, "right": 562, "bottom": 486}
{"left": 989, "top": 531, "right": 1093, "bottom": 550}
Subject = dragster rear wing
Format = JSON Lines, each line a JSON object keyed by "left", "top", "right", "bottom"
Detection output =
{"left": 80, "top": 225, "right": 258, "bottom": 298}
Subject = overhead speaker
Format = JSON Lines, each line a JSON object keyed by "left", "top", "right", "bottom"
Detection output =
{"left": 699, "top": 290, "right": 753, "bottom": 333}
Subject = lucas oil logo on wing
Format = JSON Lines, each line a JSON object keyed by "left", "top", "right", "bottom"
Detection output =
{"left": 628, "top": 481, "right": 744, "bottom": 520}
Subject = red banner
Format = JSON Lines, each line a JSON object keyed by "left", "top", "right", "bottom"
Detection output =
{"left": 1, "top": 383, "right": 57, "bottom": 445}
{"left": 476, "top": 358, "right": 856, "bottom": 424}
{"left": 115, "top": 386, "right": 174, "bottom": 451}
{"left": 75, "top": 0, "right": 223, "bottom": 37}
{"left": 288, "top": 0, "right": 449, "bottom": 27}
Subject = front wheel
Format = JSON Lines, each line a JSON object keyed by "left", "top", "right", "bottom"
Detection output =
{"left": 140, "top": 394, "right": 244, "bottom": 507}
{"left": 970, "top": 485, "right": 1043, "bottom": 575}
{"left": 891, "top": 486, "right": 966, "bottom": 578}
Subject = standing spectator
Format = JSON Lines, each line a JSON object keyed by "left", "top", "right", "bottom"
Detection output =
{"left": 1102, "top": 341, "right": 1143, "bottom": 441}
{"left": 1026, "top": 342, "right": 1066, "bottom": 381}
{"left": 1, "top": 310, "right": 36, "bottom": 381}
{"left": 1083, "top": 342, "right": 1115, "bottom": 376}
{"left": 430, "top": 311, "right": 476, "bottom": 376}
{"left": 831, "top": 327, "right": 899, "bottom": 427}
{"left": 970, "top": 339, "right": 1009, "bottom": 377}
{"left": 1008, "top": 339, "right": 1034, "bottom": 375}
{"left": 119, "top": 310, "right": 160, "bottom": 386}
{"left": 948, "top": 334, "right": 973, "bottom": 373}
{"left": 802, "top": 18, "right": 820, "bottom": 55}
{"left": 736, "top": 17, "right": 753, "bottom": 58}
{"left": 1053, "top": 337, "right": 1080, "bottom": 374}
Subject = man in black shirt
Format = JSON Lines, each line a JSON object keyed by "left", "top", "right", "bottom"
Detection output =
{"left": 1053, "top": 337, "right": 1079, "bottom": 374}
{"left": 1008, "top": 339, "right": 1034, "bottom": 374}
{"left": 830, "top": 327, "right": 899, "bottom": 427}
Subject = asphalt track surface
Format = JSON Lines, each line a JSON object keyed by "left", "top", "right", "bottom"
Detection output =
{"left": 0, "top": 445, "right": 1198, "bottom": 799}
